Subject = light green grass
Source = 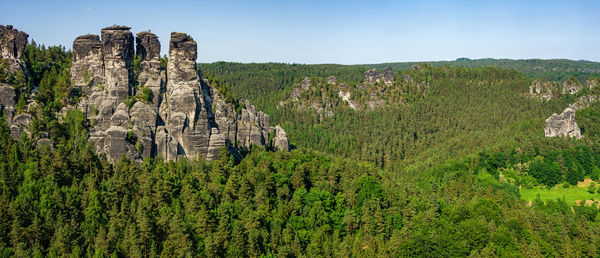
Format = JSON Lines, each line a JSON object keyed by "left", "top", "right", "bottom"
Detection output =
{"left": 520, "top": 185, "right": 599, "bottom": 205}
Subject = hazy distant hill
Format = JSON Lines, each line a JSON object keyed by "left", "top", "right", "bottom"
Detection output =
{"left": 368, "top": 58, "right": 600, "bottom": 82}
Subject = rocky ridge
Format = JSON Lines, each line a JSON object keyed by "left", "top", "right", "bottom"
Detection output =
{"left": 279, "top": 67, "right": 398, "bottom": 117}
{"left": 542, "top": 79, "right": 599, "bottom": 139}
{"left": 67, "top": 26, "right": 288, "bottom": 163}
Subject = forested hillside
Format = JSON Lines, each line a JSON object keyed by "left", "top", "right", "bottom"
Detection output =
{"left": 203, "top": 62, "right": 593, "bottom": 170}
{"left": 4, "top": 40, "right": 600, "bottom": 257}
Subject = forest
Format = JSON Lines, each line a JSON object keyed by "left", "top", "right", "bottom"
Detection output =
{"left": 2, "top": 43, "right": 600, "bottom": 257}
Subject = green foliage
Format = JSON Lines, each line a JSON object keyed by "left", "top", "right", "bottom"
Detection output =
{"left": 371, "top": 58, "right": 600, "bottom": 83}
{"left": 132, "top": 54, "right": 142, "bottom": 73}
{"left": 126, "top": 130, "right": 137, "bottom": 144}
{"left": 4, "top": 42, "right": 600, "bottom": 256}
{"left": 124, "top": 96, "right": 136, "bottom": 109}
{"left": 205, "top": 63, "right": 574, "bottom": 171}
{"left": 140, "top": 86, "right": 152, "bottom": 102}
{"left": 577, "top": 101, "right": 600, "bottom": 138}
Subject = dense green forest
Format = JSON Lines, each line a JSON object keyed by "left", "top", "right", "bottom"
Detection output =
{"left": 202, "top": 62, "right": 588, "bottom": 170}
{"left": 3, "top": 43, "right": 600, "bottom": 256}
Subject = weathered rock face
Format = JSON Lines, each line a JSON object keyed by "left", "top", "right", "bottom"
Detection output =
{"left": 563, "top": 80, "right": 582, "bottom": 95}
{"left": 135, "top": 31, "right": 164, "bottom": 107}
{"left": 364, "top": 69, "right": 382, "bottom": 84}
{"left": 383, "top": 67, "right": 394, "bottom": 84}
{"left": 0, "top": 25, "right": 31, "bottom": 139}
{"left": 327, "top": 76, "right": 336, "bottom": 84}
{"left": 162, "top": 32, "right": 211, "bottom": 159}
{"left": 101, "top": 26, "right": 134, "bottom": 107}
{"left": 545, "top": 108, "right": 582, "bottom": 139}
{"left": 529, "top": 80, "right": 557, "bottom": 100}
{"left": 0, "top": 25, "right": 28, "bottom": 60}
{"left": 0, "top": 84, "right": 16, "bottom": 119}
{"left": 364, "top": 67, "right": 394, "bottom": 84}
{"left": 70, "top": 26, "right": 288, "bottom": 163}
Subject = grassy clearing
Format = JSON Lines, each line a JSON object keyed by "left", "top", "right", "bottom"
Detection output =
{"left": 520, "top": 180, "right": 600, "bottom": 205}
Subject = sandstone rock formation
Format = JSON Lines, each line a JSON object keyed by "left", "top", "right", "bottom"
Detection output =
{"left": 562, "top": 79, "right": 582, "bottom": 95}
{"left": 383, "top": 67, "right": 394, "bottom": 84}
{"left": 363, "top": 67, "right": 394, "bottom": 84}
{"left": 327, "top": 76, "right": 336, "bottom": 84}
{"left": 0, "top": 25, "right": 31, "bottom": 139}
{"left": 0, "top": 25, "right": 28, "bottom": 74}
{"left": 0, "top": 84, "right": 16, "bottom": 120}
{"left": 70, "top": 26, "right": 288, "bottom": 163}
{"left": 529, "top": 79, "right": 557, "bottom": 100}
{"left": 545, "top": 108, "right": 582, "bottom": 139}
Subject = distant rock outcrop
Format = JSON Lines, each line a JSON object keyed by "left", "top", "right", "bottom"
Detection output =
{"left": 529, "top": 79, "right": 558, "bottom": 100}
{"left": 70, "top": 26, "right": 288, "bottom": 163}
{"left": 562, "top": 79, "right": 582, "bottom": 95}
{"left": 545, "top": 108, "right": 582, "bottom": 139}
{"left": 363, "top": 67, "right": 394, "bottom": 85}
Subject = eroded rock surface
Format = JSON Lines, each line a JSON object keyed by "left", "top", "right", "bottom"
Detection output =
{"left": 364, "top": 67, "right": 394, "bottom": 84}
{"left": 0, "top": 25, "right": 31, "bottom": 139}
{"left": 70, "top": 26, "right": 288, "bottom": 163}
{"left": 545, "top": 108, "right": 582, "bottom": 139}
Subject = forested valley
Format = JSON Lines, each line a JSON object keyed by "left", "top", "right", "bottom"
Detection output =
{"left": 3, "top": 40, "right": 600, "bottom": 257}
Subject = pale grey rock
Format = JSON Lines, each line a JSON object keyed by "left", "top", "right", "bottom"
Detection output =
{"left": 364, "top": 68, "right": 393, "bottom": 84}
{"left": 37, "top": 138, "right": 53, "bottom": 148}
{"left": 0, "top": 84, "right": 16, "bottom": 119}
{"left": 207, "top": 127, "right": 226, "bottom": 160}
{"left": 569, "top": 95, "right": 599, "bottom": 110}
{"left": 272, "top": 125, "right": 289, "bottom": 151}
{"left": 155, "top": 126, "right": 179, "bottom": 160}
{"left": 338, "top": 90, "right": 356, "bottom": 109}
{"left": 301, "top": 77, "right": 312, "bottom": 90}
{"left": 530, "top": 79, "right": 556, "bottom": 100}
{"left": 586, "top": 79, "right": 598, "bottom": 89}
{"left": 0, "top": 25, "right": 28, "bottom": 60}
{"left": 562, "top": 80, "right": 582, "bottom": 95}
{"left": 9, "top": 113, "right": 32, "bottom": 139}
{"left": 383, "top": 67, "right": 394, "bottom": 84}
{"left": 545, "top": 108, "right": 582, "bottom": 139}
{"left": 135, "top": 31, "right": 164, "bottom": 107}
{"left": 163, "top": 32, "right": 211, "bottom": 159}
{"left": 101, "top": 26, "right": 134, "bottom": 106}
{"left": 0, "top": 25, "right": 29, "bottom": 90}
{"left": 104, "top": 125, "right": 135, "bottom": 163}
{"left": 68, "top": 26, "right": 288, "bottom": 163}
{"left": 327, "top": 76, "right": 336, "bottom": 84}
{"left": 130, "top": 101, "right": 157, "bottom": 158}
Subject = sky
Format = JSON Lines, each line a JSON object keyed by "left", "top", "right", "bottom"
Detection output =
{"left": 1, "top": 0, "right": 599, "bottom": 64}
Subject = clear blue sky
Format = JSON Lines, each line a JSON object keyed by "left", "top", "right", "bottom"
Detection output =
{"left": 1, "top": 0, "right": 599, "bottom": 64}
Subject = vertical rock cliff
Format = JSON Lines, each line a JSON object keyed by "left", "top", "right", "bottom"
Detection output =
{"left": 70, "top": 26, "right": 288, "bottom": 163}
{"left": 0, "top": 25, "right": 30, "bottom": 139}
